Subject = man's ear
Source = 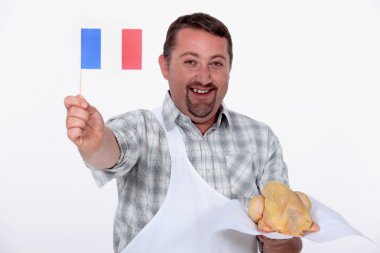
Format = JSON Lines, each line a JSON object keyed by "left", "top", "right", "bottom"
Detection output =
{"left": 158, "top": 55, "right": 169, "bottom": 80}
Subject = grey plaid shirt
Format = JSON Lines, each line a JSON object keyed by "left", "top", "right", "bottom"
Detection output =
{"left": 89, "top": 92, "right": 289, "bottom": 252}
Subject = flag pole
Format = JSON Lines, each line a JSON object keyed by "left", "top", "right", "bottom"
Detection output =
{"left": 80, "top": 68, "right": 82, "bottom": 96}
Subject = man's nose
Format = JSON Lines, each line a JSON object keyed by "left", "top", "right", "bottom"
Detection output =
{"left": 196, "top": 64, "right": 212, "bottom": 85}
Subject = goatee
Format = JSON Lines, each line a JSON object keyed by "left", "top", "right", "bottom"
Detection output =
{"left": 186, "top": 82, "right": 217, "bottom": 118}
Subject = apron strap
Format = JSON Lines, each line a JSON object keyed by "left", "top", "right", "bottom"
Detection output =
{"left": 152, "top": 107, "right": 187, "bottom": 157}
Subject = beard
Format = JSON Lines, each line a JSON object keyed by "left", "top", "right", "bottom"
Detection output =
{"left": 186, "top": 98, "right": 216, "bottom": 118}
{"left": 186, "top": 83, "right": 217, "bottom": 118}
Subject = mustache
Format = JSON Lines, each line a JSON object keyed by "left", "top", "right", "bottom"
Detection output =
{"left": 187, "top": 81, "right": 216, "bottom": 89}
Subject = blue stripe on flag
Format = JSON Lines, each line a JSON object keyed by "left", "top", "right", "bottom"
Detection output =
{"left": 81, "top": 28, "right": 101, "bottom": 69}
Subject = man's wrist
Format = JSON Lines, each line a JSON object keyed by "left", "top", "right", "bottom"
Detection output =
{"left": 258, "top": 235, "right": 302, "bottom": 253}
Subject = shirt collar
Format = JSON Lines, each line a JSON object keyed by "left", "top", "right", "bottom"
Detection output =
{"left": 161, "top": 91, "right": 231, "bottom": 132}
{"left": 162, "top": 92, "right": 182, "bottom": 131}
{"left": 216, "top": 102, "right": 231, "bottom": 129}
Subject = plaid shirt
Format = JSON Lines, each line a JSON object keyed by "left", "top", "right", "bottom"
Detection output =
{"left": 89, "top": 92, "right": 289, "bottom": 252}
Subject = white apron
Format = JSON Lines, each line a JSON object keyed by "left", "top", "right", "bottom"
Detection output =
{"left": 121, "top": 107, "right": 257, "bottom": 253}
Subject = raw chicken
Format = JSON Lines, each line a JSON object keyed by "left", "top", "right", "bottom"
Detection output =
{"left": 248, "top": 181, "right": 319, "bottom": 236}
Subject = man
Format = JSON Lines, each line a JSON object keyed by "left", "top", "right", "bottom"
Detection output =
{"left": 64, "top": 13, "right": 302, "bottom": 252}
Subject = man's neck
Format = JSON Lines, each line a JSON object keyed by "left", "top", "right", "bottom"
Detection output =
{"left": 192, "top": 112, "right": 219, "bottom": 135}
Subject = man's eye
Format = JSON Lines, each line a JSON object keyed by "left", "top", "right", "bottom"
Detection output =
{"left": 210, "top": 61, "right": 223, "bottom": 67}
{"left": 184, "top": 60, "right": 197, "bottom": 65}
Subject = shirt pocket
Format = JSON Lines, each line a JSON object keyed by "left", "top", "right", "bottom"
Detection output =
{"left": 226, "top": 153, "right": 259, "bottom": 205}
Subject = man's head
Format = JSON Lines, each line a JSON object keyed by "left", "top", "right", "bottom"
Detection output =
{"left": 162, "top": 13, "right": 233, "bottom": 67}
{"left": 159, "top": 13, "right": 233, "bottom": 134}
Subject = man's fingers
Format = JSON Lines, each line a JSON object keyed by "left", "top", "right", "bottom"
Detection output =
{"left": 64, "top": 95, "right": 99, "bottom": 119}
{"left": 307, "top": 223, "right": 320, "bottom": 232}
{"left": 67, "top": 127, "right": 85, "bottom": 144}
{"left": 260, "top": 225, "right": 274, "bottom": 233}
{"left": 86, "top": 103, "right": 99, "bottom": 116}
{"left": 67, "top": 106, "right": 90, "bottom": 122}
{"left": 64, "top": 95, "right": 88, "bottom": 110}
{"left": 258, "top": 220, "right": 275, "bottom": 233}
{"left": 66, "top": 116, "right": 87, "bottom": 129}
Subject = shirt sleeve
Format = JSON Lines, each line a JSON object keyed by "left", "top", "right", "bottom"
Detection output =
{"left": 86, "top": 111, "right": 143, "bottom": 187}
{"left": 256, "top": 126, "right": 289, "bottom": 192}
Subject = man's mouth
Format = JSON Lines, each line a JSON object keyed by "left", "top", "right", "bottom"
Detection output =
{"left": 191, "top": 88, "right": 211, "bottom": 94}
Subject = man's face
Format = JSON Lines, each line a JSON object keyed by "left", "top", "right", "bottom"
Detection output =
{"left": 159, "top": 28, "right": 231, "bottom": 127}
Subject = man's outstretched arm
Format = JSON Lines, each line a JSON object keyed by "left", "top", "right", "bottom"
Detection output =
{"left": 64, "top": 95, "right": 120, "bottom": 169}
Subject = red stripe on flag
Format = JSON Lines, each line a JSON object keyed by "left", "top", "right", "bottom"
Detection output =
{"left": 122, "top": 29, "right": 142, "bottom": 70}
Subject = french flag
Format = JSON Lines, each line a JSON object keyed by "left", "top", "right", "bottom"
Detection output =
{"left": 122, "top": 29, "right": 142, "bottom": 70}
{"left": 81, "top": 28, "right": 142, "bottom": 70}
{"left": 81, "top": 28, "right": 101, "bottom": 69}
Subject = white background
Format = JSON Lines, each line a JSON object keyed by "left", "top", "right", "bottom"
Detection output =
{"left": 0, "top": 0, "right": 379, "bottom": 252}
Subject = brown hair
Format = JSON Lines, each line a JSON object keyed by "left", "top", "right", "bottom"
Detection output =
{"left": 163, "top": 13, "right": 233, "bottom": 66}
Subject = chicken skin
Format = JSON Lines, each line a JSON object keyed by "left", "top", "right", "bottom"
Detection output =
{"left": 248, "top": 181, "right": 319, "bottom": 236}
